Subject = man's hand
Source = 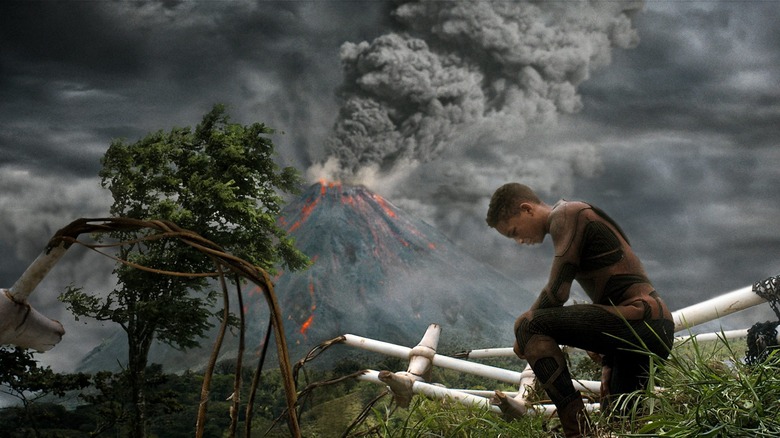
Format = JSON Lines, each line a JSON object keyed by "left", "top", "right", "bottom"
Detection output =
{"left": 587, "top": 351, "right": 611, "bottom": 400}
{"left": 586, "top": 350, "right": 603, "bottom": 364}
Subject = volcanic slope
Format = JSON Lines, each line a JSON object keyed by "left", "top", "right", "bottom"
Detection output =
{"left": 265, "top": 181, "right": 536, "bottom": 359}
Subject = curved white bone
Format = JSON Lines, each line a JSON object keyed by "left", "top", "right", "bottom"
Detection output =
{"left": 0, "top": 290, "right": 64, "bottom": 352}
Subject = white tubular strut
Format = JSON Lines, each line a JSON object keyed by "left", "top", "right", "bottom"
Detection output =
{"left": 671, "top": 285, "right": 766, "bottom": 332}
{"left": 7, "top": 242, "right": 69, "bottom": 302}
{"left": 342, "top": 332, "right": 523, "bottom": 385}
{"left": 0, "top": 290, "right": 65, "bottom": 351}
{"left": 357, "top": 370, "right": 600, "bottom": 418}
{"left": 358, "top": 369, "right": 502, "bottom": 413}
{"left": 406, "top": 323, "right": 440, "bottom": 382}
{"left": 0, "top": 241, "right": 69, "bottom": 351}
{"left": 344, "top": 325, "right": 603, "bottom": 420}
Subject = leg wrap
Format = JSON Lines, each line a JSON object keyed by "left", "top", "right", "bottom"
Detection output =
{"left": 533, "top": 355, "right": 580, "bottom": 408}
{"left": 527, "top": 344, "right": 587, "bottom": 437}
{"left": 522, "top": 334, "right": 580, "bottom": 410}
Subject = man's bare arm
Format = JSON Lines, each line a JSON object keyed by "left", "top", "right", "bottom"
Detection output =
{"left": 530, "top": 203, "right": 582, "bottom": 310}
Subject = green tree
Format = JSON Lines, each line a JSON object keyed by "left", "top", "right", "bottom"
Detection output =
{"left": 79, "top": 364, "right": 186, "bottom": 437}
{"left": 60, "top": 104, "right": 309, "bottom": 437}
{"left": 0, "top": 346, "right": 91, "bottom": 437}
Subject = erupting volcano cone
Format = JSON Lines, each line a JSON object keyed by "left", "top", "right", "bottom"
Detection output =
{"left": 253, "top": 181, "right": 536, "bottom": 359}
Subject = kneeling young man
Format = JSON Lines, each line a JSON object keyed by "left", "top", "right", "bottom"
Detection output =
{"left": 486, "top": 183, "right": 674, "bottom": 437}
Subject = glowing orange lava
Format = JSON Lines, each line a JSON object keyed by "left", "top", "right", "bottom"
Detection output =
{"left": 371, "top": 193, "right": 397, "bottom": 218}
{"left": 319, "top": 178, "right": 342, "bottom": 193}
{"left": 299, "top": 280, "right": 318, "bottom": 337}
{"left": 299, "top": 314, "right": 315, "bottom": 335}
{"left": 285, "top": 180, "right": 345, "bottom": 232}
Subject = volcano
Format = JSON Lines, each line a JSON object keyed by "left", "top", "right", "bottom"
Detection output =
{"left": 78, "top": 182, "right": 535, "bottom": 371}
{"left": 263, "top": 182, "right": 535, "bottom": 357}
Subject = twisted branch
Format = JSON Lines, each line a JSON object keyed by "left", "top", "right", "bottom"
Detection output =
{"left": 49, "top": 217, "right": 300, "bottom": 437}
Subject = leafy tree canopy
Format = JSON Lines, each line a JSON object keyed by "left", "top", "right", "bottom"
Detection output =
{"left": 59, "top": 105, "right": 309, "bottom": 437}
{"left": 99, "top": 103, "right": 308, "bottom": 272}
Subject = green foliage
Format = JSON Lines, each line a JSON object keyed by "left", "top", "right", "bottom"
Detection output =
{"left": 627, "top": 336, "right": 780, "bottom": 437}
{"left": 0, "top": 363, "right": 252, "bottom": 437}
{"left": 98, "top": 103, "right": 307, "bottom": 272}
{"left": 0, "top": 346, "right": 90, "bottom": 402}
{"left": 73, "top": 364, "right": 187, "bottom": 436}
{"left": 0, "top": 402, "right": 93, "bottom": 437}
{"left": 0, "top": 346, "right": 91, "bottom": 437}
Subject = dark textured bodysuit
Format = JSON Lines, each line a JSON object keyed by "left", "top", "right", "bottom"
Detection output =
{"left": 514, "top": 201, "right": 674, "bottom": 413}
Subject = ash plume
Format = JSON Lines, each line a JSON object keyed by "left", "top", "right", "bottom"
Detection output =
{"left": 311, "top": 0, "right": 643, "bottom": 196}
{"left": 306, "top": 1, "right": 645, "bottom": 284}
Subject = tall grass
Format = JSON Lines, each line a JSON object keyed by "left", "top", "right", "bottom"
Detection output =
{"left": 364, "top": 396, "right": 548, "bottom": 438}
{"left": 629, "top": 335, "right": 780, "bottom": 437}
{"left": 361, "top": 336, "right": 780, "bottom": 437}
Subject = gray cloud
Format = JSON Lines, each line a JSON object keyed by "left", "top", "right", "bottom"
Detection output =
{"left": 579, "top": 2, "right": 780, "bottom": 147}
{"left": 0, "top": 1, "right": 392, "bottom": 175}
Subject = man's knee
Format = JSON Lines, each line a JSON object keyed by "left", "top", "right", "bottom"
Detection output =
{"left": 513, "top": 311, "right": 534, "bottom": 357}
{"left": 513, "top": 341, "right": 524, "bottom": 359}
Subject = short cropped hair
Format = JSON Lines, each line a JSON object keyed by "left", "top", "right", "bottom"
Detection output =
{"left": 485, "top": 183, "right": 542, "bottom": 228}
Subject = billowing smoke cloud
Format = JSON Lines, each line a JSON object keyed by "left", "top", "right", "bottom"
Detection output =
{"left": 307, "top": 0, "right": 645, "bottom": 286}
{"left": 310, "top": 0, "right": 642, "bottom": 191}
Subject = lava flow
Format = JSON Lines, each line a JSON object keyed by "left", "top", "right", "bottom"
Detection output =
{"left": 277, "top": 180, "right": 446, "bottom": 340}
{"left": 264, "top": 180, "right": 532, "bottom": 357}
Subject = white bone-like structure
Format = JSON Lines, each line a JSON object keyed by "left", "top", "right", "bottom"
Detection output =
{"left": 339, "top": 279, "right": 780, "bottom": 421}
{"left": 0, "top": 242, "right": 68, "bottom": 352}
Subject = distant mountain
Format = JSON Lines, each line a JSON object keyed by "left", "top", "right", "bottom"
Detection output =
{"left": 78, "top": 182, "right": 535, "bottom": 372}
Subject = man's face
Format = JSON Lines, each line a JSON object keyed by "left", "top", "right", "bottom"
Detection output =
{"left": 495, "top": 205, "right": 545, "bottom": 246}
